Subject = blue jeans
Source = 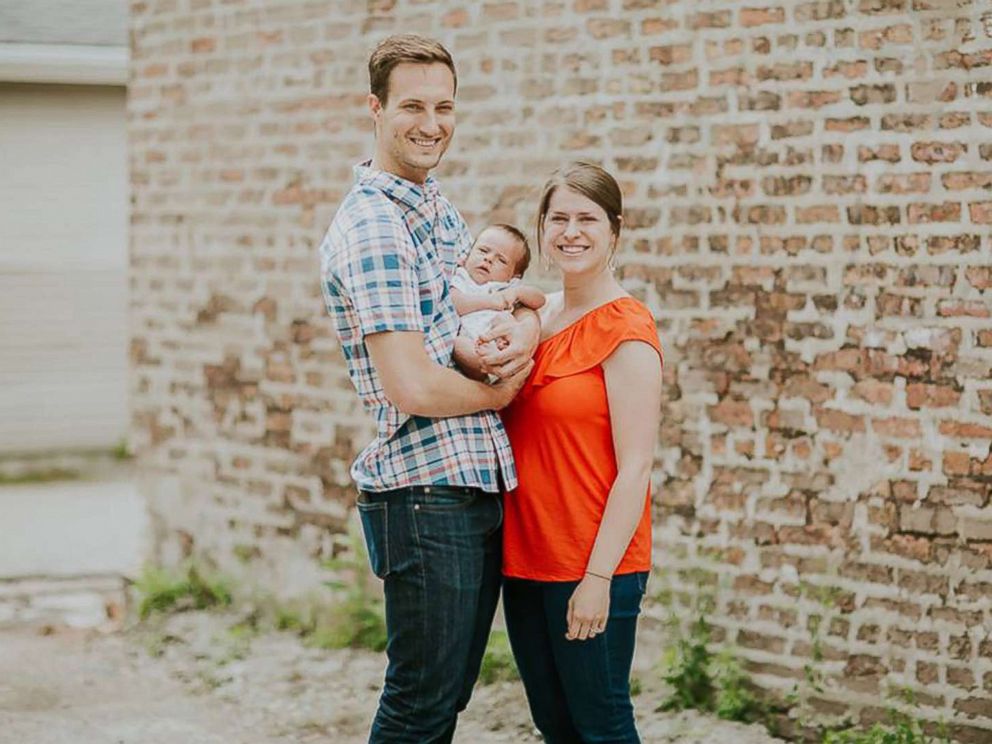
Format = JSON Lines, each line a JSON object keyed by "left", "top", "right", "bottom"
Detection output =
{"left": 357, "top": 485, "right": 503, "bottom": 743}
{"left": 503, "top": 572, "right": 648, "bottom": 743}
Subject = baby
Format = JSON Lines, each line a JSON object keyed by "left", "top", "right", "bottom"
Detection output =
{"left": 451, "top": 224, "right": 545, "bottom": 381}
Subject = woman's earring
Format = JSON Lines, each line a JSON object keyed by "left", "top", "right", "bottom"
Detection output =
{"left": 608, "top": 252, "right": 618, "bottom": 272}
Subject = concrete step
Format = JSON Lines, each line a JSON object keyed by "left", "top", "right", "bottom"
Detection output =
{"left": 0, "top": 476, "right": 147, "bottom": 627}
{"left": 0, "top": 574, "right": 127, "bottom": 628}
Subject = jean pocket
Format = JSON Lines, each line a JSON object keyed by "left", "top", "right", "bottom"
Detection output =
{"left": 357, "top": 500, "right": 389, "bottom": 578}
{"left": 415, "top": 489, "right": 478, "bottom": 511}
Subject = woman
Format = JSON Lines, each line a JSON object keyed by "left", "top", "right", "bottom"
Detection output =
{"left": 498, "top": 162, "right": 663, "bottom": 742}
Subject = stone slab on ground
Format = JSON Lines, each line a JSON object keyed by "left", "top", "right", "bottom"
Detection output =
{"left": 0, "top": 612, "right": 787, "bottom": 744}
{"left": 0, "top": 478, "right": 147, "bottom": 578}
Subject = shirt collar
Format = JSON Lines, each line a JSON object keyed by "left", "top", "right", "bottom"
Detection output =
{"left": 354, "top": 160, "right": 439, "bottom": 210}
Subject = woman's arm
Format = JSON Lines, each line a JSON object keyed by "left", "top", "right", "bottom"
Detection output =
{"left": 451, "top": 287, "right": 507, "bottom": 315}
{"left": 565, "top": 339, "right": 663, "bottom": 641}
{"left": 505, "top": 284, "right": 546, "bottom": 310}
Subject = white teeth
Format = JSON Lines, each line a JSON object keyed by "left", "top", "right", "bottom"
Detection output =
{"left": 558, "top": 245, "right": 588, "bottom": 255}
{"left": 412, "top": 138, "right": 439, "bottom": 147}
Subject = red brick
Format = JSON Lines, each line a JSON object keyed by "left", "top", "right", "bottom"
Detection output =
{"left": 907, "top": 202, "right": 961, "bottom": 223}
{"left": 911, "top": 141, "right": 966, "bottom": 163}
{"left": 740, "top": 7, "right": 786, "bottom": 26}
{"left": 824, "top": 60, "right": 868, "bottom": 78}
{"left": 873, "top": 417, "right": 921, "bottom": 438}
{"left": 649, "top": 44, "right": 692, "bottom": 66}
{"left": 859, "top": 144, "right": 901, "bottom": 162}
{"left": 938, "top": 300, "right": 990, "bottom": 318}
{"left": 907, "top": 384, "right": 961, "bottom": 409}
{"left": 968, "top": 201, "right": 992, "bottom": 223}
{"left": 709, "top": 399, "right": 755, "bottom": 427}
{"left": 586, "top": 18, "right": 630, "bottom": 38}
{"left": 943, "top": 451, "right": 972, "bottom": 476}
{"left": 859, "top": 24, "right": 913, "bottom": 49}
{"left": 943, "top": 172, "right": 992, "bottom": 190}
{"left": 876, "top": 173, "right": 931, "bottom": 194}
{"left": 816, "top": 408, "right": 866, "bottom": 434}
{"left": 689, "top": 11, "right": 732, "bottom": 28}
{"left": 441, "top": 8, "right": 469, "bottom": 27}
{"left": 939, "top": 421, "right": 992, "bottom": 439}
{"left": 853, "top": 380, "right": 894, "bottom": 405}
{"left": 191, "top": 37, "right": 216, "bottom": 53}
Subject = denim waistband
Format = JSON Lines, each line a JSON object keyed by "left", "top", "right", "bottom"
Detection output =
{"left": 359, "top": 484, "right": 489, "bottom": 504}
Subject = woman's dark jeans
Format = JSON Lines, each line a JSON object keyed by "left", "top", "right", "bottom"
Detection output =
{"left": 503, "top": 571, "right": 648, "bottom": 744}
{"left": 356, "top": 485, "right": 503, "bottom": 744}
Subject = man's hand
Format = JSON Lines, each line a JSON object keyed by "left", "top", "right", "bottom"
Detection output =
{"left": 476, "top": 311, "right": 540, "bottom": 380}
{"left": 452, "top": 336, "right": 488, "bottom": 381}
{"left": 488, "top": 359, "right": 534, "bottom": 409}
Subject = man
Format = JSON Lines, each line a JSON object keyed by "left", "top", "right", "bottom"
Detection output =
{"left": 319, "top": 34, "right": 539, "bottom": 742}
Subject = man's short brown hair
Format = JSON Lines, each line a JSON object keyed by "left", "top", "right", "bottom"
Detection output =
{"left": 368, "top": 34, "right": 457, "bottom": 107}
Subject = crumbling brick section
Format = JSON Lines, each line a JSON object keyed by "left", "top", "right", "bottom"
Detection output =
{"left": 129, "top": 1, "right": 991, "bottom": 737}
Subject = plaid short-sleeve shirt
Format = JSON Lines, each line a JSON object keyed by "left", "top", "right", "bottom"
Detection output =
{"left": 320, "top": 162, "right": 517, "bottom": 493}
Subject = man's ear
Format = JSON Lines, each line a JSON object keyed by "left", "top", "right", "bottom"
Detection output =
{"left": 368, "top": 94, "right": 382, "bottom": 127}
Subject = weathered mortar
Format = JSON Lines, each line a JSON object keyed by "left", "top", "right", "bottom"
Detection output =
{"left": 129, "top": 0, "right": 992, "bottom": 738}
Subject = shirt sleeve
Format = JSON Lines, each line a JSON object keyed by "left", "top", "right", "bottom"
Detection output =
{"left": 337, "top": 208, "right": 422, "bottom": 339}
{"left": 455, "top": 215, "right": 473, "bottom": 266}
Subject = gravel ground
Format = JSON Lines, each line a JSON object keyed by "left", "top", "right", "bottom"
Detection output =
{"left": 0, "top": 611, "right": 787, "bottom": 743}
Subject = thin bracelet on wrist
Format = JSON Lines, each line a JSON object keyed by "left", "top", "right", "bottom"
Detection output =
{"left": 585, "top": 570, "right": 612, "bottom": 582}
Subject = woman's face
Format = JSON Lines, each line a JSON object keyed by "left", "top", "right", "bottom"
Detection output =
{"left": 541, "top": 187, "right": 616, "bottom": 277}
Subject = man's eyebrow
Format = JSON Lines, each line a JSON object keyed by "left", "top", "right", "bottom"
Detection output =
{"left": 396, "top": 97, "right": 455, "bottom": 106}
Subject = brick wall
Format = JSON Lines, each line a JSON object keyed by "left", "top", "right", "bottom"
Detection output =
{"left": 129, "top": 0, "right": 992, "bottom": 737}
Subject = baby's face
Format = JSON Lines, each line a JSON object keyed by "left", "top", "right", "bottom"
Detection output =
{"left": 464, "top": 228, "right": 524, "bottom": 284}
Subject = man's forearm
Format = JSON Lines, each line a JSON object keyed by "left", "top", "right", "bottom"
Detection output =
{"left": 400, "top": 361, "right": 498, "bottom": 416}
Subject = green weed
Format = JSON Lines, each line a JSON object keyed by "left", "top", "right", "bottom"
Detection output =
{"left": 134, "top": 563, "right": 232, "bottom": 619}
{"left": 112, "top": 438, "right": 133, "bottom": 461}
{"left": 658, "top": 614, "right": 765, "bottom": 724}
{"left": 478, "top": 629, "right": 519, "bottom": 685}
{"left": 0, "top": 467, "right": 80, "bottom": 485}
{"left": 823, "top": 707, "right": 949, "bottom": 744}
{"left": 307, "top": 529, "right": 387, "bottom": 652}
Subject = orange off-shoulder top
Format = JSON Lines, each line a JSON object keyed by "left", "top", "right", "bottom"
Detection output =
{"left": 500, "top": 296, "right": 663, "bottom": 582}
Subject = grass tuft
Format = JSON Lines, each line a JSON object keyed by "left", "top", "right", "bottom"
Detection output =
{"left": 134, "top": 563, "right": 232, "bottom": 619}
{"left": 478, "top": 629, "right": 519, "bottom": 685}
{"left": 658, "top": 614, "right": 765, "bottom": 724}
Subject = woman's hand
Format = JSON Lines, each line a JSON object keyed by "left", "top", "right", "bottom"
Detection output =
{"left": 566, "top": 575, "right": 610, "bottom": 641}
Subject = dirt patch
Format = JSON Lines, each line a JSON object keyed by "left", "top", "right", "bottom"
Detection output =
{"left": 0, "top": 613, "right": 786, "bottom": 743}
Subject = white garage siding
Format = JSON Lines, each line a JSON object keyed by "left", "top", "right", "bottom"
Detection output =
{"left": 0, "top": 83, "right": 128, "bottom": 454}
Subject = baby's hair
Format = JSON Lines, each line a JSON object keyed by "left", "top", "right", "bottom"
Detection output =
{"left": 479, "top": 223, "right": 531, "bottom": 276}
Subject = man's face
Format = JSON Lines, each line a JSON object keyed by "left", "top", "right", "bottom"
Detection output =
{"left": 369, "top": 62, "right": 455, "bottom": 184}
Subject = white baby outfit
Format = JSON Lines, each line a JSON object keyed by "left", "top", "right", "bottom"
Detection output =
{"left": 450, "top": 266, "right": 519, "bottom": 342}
